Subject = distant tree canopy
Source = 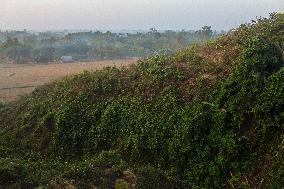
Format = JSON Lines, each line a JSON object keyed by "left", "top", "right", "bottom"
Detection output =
{"left": 32, "top": 47, "right": 55, "bottom": 63}
{"left": 0, "top": 27, "right": 219, "bottom": 63}
{"left": 0, "top": 37, "right": 32, "bottom": 63}
{"left": 196, "top": 26, "right": 214, "bottom": 39}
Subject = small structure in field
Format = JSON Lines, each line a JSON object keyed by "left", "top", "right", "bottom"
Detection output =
{"left": 61, "top": 56, "right": 73, "bottom": 63}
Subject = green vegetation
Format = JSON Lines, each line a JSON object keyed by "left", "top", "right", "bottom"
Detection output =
{"left": 0, "top": 27, "right": 217, "bottom": 64}
{"left": 0, "top": 13, "right": 283, "bottom": 188}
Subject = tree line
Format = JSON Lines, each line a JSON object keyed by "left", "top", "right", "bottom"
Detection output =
{"left": 0, "top": 27, "right": 219, "bottom": 63}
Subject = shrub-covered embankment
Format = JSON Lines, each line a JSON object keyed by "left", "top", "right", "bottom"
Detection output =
{"left": 0, "top": 13, "right": 283, "bottom": 188}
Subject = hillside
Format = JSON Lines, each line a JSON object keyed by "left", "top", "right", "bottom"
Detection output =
{"left": 0, "top": 13, "right": 283, "bottom": 189}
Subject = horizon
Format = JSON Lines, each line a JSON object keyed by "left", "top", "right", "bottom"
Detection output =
{"left": 1, "top": 0, "right": 283, "bottom": 31}
{"left": 0, "top": 28, "right": 224, "bottom": 34}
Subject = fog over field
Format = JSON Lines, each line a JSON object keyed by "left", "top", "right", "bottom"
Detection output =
{"left": 1, "top": 0, "right": 283, "bottom": 31}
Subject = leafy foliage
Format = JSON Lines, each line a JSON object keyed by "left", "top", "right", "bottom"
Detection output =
{"left": 0, "top": 13, "right": 283, "bottom": 188}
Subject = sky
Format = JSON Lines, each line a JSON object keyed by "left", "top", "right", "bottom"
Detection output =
{"left": 0, "top": 0, "right": 283, "bottom": 31}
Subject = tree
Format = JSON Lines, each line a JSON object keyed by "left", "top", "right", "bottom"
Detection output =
{"left": 197, "top": 26, "right": 213, "bottom": 40}
{"left": 3, "top": 37, "right": 32, "bottom": 63}
{"left": 6, "top": 45, "right": 32, "bottom": 63}
{"left": 33, "top": 47, "right": 55, "bottom": 63}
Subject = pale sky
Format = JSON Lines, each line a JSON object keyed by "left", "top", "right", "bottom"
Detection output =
{"left": 0, "top": 0, "right": 283, "bottom": 31}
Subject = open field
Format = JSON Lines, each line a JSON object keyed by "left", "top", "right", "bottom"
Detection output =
{"left": 0, "top": 59, "right": 136, "bottom": 102}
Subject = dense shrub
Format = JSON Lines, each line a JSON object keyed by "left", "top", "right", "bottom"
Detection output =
{"left": 0, "top": 13, "right": 283, "bottom": 188}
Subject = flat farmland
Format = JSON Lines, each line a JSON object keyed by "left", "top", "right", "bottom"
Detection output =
{"left": 0, "top": 59, "right": 136, "bottom": 102}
